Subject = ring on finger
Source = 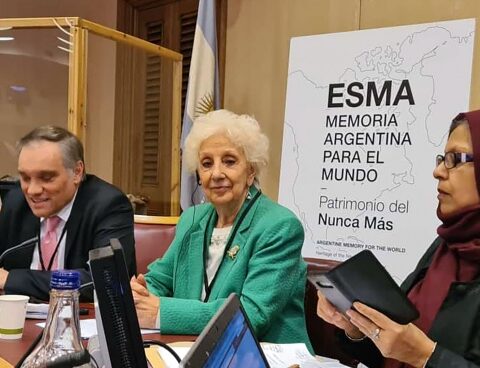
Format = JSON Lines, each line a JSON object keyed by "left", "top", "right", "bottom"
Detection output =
{"left": 370, "top": 327, "right": 381, "bottom": 340}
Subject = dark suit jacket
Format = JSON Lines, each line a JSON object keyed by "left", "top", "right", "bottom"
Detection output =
{"left": 339, "top": 237, "right": 480, "bottom": 368}
{"left": 0, "top": 174, "right": 136, "bottom": 301}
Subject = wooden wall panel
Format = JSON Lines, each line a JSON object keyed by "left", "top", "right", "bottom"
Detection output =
{"left": 224, "top": 0, "right": 360, "bottom": 199}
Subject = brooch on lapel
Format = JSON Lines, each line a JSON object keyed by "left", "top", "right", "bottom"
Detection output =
{"left": 227, "top": 245, "right": 240, "bottom": 260}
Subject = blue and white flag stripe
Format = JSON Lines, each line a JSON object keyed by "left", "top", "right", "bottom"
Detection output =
{"left": 180, "top": 0, "right": 220, "bottom": 210}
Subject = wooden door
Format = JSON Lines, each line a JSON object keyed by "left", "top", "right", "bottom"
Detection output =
{"left": 114, "top": 0, "right": 199, "bottom": 215}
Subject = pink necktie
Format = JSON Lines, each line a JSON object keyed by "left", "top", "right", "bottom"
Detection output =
{"left": 41, "top": 216, "right": 61, "bottom": 270}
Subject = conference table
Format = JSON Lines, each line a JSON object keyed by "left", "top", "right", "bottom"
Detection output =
{"left": 0, "top": 303, "right": 196, "bottom": 366}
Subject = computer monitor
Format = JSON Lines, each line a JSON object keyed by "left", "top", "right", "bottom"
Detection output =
{"left": 180, "top": 293, "right": 270, "bottom": 368}
{"left": 89, "top": 239, "right": 148, "bottom": 368}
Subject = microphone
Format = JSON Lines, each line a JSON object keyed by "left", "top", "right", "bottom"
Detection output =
{"left": 45, "top": 350, "right": 91, "bottom": 368}
{"left": 0, "top": 236, "right": 38, "bottom": 266}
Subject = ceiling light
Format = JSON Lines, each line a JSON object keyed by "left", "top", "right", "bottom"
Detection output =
{"left": 10, "top": 85, "right": 27, "bottom": 93}
{"left": 0, "top": 36, "right": 14, "bottom": 41}
{"left": 0, "top": 27, "right": 12, "bottom": 31}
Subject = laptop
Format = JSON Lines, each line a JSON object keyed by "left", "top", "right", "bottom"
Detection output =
{"left": 180, "top": 293, "right": 270, "bottom": 368}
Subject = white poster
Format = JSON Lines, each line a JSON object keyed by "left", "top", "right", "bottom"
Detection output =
{"left": 279, "top": 19, "right": 475, "bottom": 282}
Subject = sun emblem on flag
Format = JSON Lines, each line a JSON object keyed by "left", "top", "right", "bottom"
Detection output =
{"left": 195, "top": 92, "right": 215, "bottom": 117}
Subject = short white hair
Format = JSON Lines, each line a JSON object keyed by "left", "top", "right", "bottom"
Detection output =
{"left": 183, "top": 109, "right": 269, "bottom": 181}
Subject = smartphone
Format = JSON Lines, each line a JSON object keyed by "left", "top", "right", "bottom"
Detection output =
{"left": 308, "top": 273, "right": 352, "bottom": 314}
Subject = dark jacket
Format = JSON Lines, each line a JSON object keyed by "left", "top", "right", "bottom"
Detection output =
{"left": 0, "top": 174, "right": 136, "bottom": 301}
{"left": 340, "top": 237, "right": 480, "bottom": 367}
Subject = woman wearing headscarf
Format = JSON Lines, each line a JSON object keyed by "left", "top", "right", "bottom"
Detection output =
{"left": 316, "top": 110, "right": 480, "bottom": 367}
{"left": 131, "top": 109, "right": 312, "bottom": 348}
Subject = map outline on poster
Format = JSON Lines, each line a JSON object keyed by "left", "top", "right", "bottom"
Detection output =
{"left": 279, "top": 18, "right": 476, "bottom": 282}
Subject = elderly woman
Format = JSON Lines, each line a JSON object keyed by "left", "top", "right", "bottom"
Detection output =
{"left": 316, "top": 110, "right": 480, "bottom": 367}
{"left": 131, "top": 109, "right": 312, "bottom": 347}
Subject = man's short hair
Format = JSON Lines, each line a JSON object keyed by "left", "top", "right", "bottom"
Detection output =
{"left": 17, "top": 126, "right": 85, "bottom": 172}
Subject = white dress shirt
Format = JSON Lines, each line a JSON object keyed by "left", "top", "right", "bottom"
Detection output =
{"left": 30, "top": 191, "right": 77, "bottom": 270}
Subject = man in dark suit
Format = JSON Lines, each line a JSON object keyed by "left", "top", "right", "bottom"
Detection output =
{"left": 0, "top": 126, "right": 135, "bottom": 301}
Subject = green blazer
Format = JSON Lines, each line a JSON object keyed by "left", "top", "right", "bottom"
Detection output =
{"left": 145, "top": 186, "right": 312, "bottom": 349}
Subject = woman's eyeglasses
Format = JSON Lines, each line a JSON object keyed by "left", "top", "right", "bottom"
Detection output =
{"left": 436, "top": 152, "right": 474, "bottom": 169}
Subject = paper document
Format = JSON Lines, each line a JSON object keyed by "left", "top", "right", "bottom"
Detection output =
{"left": 260, "top": 343, "right": 350, "bottom": 368}
{"left": 37, "top": 319, "right": 161, "bottom": 339}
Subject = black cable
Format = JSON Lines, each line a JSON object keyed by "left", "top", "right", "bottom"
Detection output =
{"left": 15, "top": 329, "right": 44, "bottom": 368}
{"left": 191, "top": 185, "right": 197, "bottom": 229}
{"left": 89, "top": 352, "right": 99, "bottom": 368}
{"left": 78, "top": 281, "right": 93, "bottom": 291}
{"left": 143, "top": 339, "right": 182, "bottom": 363}
{"left": 190, "top": 179, "right": 201, "bottom": 207}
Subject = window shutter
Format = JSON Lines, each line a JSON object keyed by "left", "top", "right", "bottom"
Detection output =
{"left": 142, "top": 21, "right": 163, "bottom": 184}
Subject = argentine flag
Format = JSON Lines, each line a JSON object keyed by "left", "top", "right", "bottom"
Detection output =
{"left": 180, "top": 0, "right": 220, "bottom": 210}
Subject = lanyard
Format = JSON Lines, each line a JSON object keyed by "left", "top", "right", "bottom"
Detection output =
{"left": 37, "top": 222, "right": 68, "bottom": 271}
{"left": 202, "top": 190, "right": 261, "bottom": 302}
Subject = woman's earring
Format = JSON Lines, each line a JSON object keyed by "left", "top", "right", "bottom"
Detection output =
{"left": 246, "top": 191, "right": 252, "bottom": 200}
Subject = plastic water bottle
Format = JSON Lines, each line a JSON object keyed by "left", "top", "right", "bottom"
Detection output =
{"left": 21, "top": 270, "right": 92, "bottom": 368}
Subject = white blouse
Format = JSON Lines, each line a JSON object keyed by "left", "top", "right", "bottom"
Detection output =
{"left": 202, "top": 226, "right": 233, "bottom": 299}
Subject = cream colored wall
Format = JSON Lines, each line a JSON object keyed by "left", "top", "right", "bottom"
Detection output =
{"left": 224, "top": 0, "right": 480, "bottom": 200}
{"left": 0, "top": 0, "right": 117, "bottom": 182}
{"left": 0, "top": 54, "right": 68, "bottom": 177}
